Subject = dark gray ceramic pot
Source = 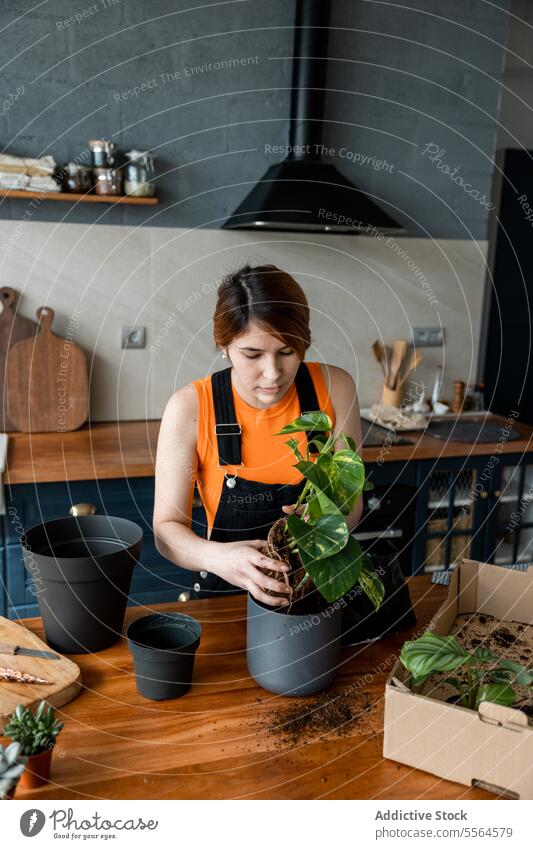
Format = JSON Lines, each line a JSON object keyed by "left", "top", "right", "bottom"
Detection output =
{"left": 21, "top": 515, "right": 142, "bottom": 654}
{"left": 246, "top": 593, "right": 342, "bottom": 696}
{"left": 127, "top": 612, "right": 202, "bottom": 700}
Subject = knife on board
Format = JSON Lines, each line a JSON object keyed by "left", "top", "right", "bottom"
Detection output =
{"left": 0, "top": 642, "right": 59, "bottom": 660}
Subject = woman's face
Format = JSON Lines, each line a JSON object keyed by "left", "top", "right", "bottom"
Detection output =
{"left": 226, "top": 322, "right": 302, "bottom": 408}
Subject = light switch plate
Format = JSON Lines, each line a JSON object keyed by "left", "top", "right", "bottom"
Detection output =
{"left": 412, "top": 326, "right": 444, "bottom": 347}
{"left": 121, "top": 326, "right": 146, "bottom": 349}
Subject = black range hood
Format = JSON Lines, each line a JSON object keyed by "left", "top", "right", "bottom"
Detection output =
{"left": 224, "top": 0, "right": 402, "bottom": 234}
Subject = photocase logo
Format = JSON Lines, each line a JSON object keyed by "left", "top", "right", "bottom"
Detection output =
{"left": 20, "top": 809, "right": 46, "bottom": 837}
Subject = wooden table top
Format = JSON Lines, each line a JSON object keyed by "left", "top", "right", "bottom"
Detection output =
{"left": 4, "top": 415, "right": 533, "bottom": 485}
{"left": 6, "top": 576, "right": 495, "bottom": 801}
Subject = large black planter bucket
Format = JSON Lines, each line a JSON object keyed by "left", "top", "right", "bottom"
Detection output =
{"left": 247, "top": 594, "right": 342, "bottom": 696}
{"left": 127, "top": 613, "right": 202, "bottom": 700}
{"left": 22, "top": 515, "right": 143, "bottom": 654}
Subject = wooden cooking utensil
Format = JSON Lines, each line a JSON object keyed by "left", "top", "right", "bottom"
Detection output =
{"left": 6, "top": 306, "right": 89, "bottom": 432}
{"left": 0, "top": 287, "right": 39, "bottom": 431}
{"left": 384, "top": 344, "right": 392, "bottom": 378}
{"left": 389, "top": 339, "right": 409, "bottom": 389}
{"left": 0, "top": 616, "right": 81, "bottom": 724}
{"left": 372, "top": 340, "right": 388, "bottom": 379}
{"left": 396, "top": 349, "right": 424, "bottom": 388}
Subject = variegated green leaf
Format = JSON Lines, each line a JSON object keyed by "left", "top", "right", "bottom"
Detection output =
{"left": 294, "top": 460, "right": 334, "bottom": 499}
{"left": 285, "top": 437, "right": 304, "bottom": 462}
{"left": 297, "top": 533, "right": 367, "bottom": 602}
{"left": 317, "top": 449, "right": 366, "bottom": 514}
{"left": 287, "top": 513, "right": 348, "bottom": 560}
{"left": 276, "top": 411, "right": 332, "bottom": 435}
{"left": 307, "top": 490, "right": 341, "bottom": 522}
{"left": 339, "top": 432, "right": 357, "bottom": 451}
{"left": 357, "top": 559, "right": 385, "bottom": 610}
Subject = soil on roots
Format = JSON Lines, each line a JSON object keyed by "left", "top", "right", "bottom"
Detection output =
{"left": 258, "top": 517, "right": 326, "bottom": 615}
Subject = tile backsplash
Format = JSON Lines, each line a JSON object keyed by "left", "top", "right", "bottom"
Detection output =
{"left": 0, "top": 220, "right": 487, "bottom": 421}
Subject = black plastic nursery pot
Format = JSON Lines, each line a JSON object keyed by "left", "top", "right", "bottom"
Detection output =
{"left": 127, "top": 612, "right": 202, "bottom": 700}
{"left": 246, "top": 594, "right": 343, "bottom": 696}
{"left": 22, "top": 515, "right": 143, "bottom": 654}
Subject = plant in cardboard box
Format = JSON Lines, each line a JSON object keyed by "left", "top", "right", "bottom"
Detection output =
{"left": 247, "top": 411, "right": 385, "bottom": 696}
{"left": 400, "top": 632, "right": 533, "bottom": 711}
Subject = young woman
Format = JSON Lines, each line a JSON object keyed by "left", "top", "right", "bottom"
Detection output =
{"left": 153, "top": 263, "right": 363, "bottom": 608}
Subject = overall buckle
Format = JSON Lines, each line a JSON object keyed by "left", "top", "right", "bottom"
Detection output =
{"left": 214, "top": 422, "right": 241, "bottom": 436}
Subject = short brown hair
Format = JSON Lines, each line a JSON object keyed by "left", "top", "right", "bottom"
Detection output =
{"left": 213, "top": 264, "right": 311, "bottom": 358}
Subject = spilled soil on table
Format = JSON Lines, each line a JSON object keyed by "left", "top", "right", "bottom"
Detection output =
{"left": 261, "top": 683, "right": 384, "bottom": 748}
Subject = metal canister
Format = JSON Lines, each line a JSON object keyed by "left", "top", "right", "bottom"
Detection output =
{"left": 88, "top": 139, "right": 117, "bottom": 167}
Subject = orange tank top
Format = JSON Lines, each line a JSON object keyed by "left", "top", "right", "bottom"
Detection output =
{"left": 193, "top": 361, "right": 336, "bottom": 536}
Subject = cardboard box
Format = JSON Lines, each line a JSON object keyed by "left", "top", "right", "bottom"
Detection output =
{"left": 383, "top": 559, "right": 533, "bottom": 799}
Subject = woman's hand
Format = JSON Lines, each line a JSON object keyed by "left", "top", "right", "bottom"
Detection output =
{"left": 211, "top": 539, "right": 291, "bottom": 607}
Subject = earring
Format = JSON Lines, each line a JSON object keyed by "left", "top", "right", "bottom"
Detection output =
{"left": 221, "top": 351, "right": 226, "bottom": 359}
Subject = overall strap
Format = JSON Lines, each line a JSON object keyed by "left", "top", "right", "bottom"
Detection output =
{"left": 211, "top": 362, "right": 328, "bottom": 466}
{"left": 212, "top": 367, "right": 242, "bottom": 466}
{"left": 294, "top": 362, "right": 328, "bottom": 453}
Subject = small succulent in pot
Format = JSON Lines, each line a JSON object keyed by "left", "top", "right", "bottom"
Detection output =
{"left": 261, "top": 411, "right": 385, "bottom": 613}
{"left": 4, "top": 701, "right": 64, "bottom": 756}
{"left": 0, "top": 742, "right": 27, "bottom": 799}
{"left": 400, "top": 632, "right": 533, "bottom": 711}
{"left": 4, "top": 701, "right": 64, "bottom": 789}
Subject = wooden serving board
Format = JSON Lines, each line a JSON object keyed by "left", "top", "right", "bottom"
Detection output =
{"left": 0, "top": 287, "right": 39, "bottom": 431}
{"left": 6, "top": 305, "right": 89, "bottom": 432}
{"left": 0, "top": 617, "right": 82, "bottom": 727}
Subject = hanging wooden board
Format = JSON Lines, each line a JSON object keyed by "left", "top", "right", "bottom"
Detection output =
{"left": 0, "top": 287, "right": 39, "bottom": 431}
{"left": 6, "top": 306, "right": 89, "bottom": 433}
{"left": 0, "top": 617, "right": 82, "bottom": 727}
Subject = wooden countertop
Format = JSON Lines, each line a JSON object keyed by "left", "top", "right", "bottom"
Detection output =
{"left": 7, "top": 577, "right": 495, "bottom": 801}
{"left": 4, "top": 420, "right": 160, "bottom": 485}
{"left": 4, "top": 415, "right": 533, "bottom": 485}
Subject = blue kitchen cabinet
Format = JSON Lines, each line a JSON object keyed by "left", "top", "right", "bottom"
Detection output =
{"left": 481, "top": 456, "right": 533, "bottom": 567}
{"left": 1, "top": 477, "right": 202, "bottom": 620}
{"left": 365, "top": 454, "right": 533, "bottom": 574}
{"left": 411, "top": 457, "right": 489, "bottom": 575}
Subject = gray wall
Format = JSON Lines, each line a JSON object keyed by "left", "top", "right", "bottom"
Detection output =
{"left": 0, "top": 0, "right": 508, "bottom": 236}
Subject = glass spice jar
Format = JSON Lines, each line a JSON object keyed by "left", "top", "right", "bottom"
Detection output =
{"left": 62, "top": 162, "right": 93, "bottom": 193}
{"left": 123, "top": 150, "right": 155, "bottom": 197}
{"left": 92, "top": 166, "right": 123, "bottom": 196}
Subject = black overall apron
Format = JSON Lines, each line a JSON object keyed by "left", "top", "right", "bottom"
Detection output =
{"left": 190, "top": 362, "right": 417, "bottom": 646}
{"left": 190, "top": 361, "right": 325, "bottom": 599}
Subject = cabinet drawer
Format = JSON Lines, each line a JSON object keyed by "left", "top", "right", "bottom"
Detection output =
{"left": 4, "top": 478, "right": 156, "bottom": 545}
{"left": 5, "top": 542, "right": 30, "bottom": 607}
{"left": 8, "top": 603, "right": 40, "bottom": 621}
{"left": 365, "top": 461, "right": 417, "bottom": 487}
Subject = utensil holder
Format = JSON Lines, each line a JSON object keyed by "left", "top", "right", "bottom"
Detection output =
{"left": 381, "top": 384, "right": 404, "bottom": 408}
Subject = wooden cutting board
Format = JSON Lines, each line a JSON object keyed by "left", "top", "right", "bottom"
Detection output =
{"left": 0, "top": 617, "right": 82, "bottom": 727}
{"left": 6, "top": 305, "right": 89, "bottom": 433}
{"left": 0, "top": 287, "right": 39, "bottom": 431}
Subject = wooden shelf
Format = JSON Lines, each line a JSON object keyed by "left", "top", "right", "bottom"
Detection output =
{"left": 0, "top": 188, "right": 159, "bottom": 205}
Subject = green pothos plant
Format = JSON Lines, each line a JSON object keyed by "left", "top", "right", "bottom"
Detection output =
{"left": 261, "top": 410, "right": 385, "bottom": 611}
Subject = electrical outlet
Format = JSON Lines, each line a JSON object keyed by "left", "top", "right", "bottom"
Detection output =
{"left": 412, "top": 327, "right": 444, "bottom": 347}
{"left": 121, "top": 326, "right": 146, "bottom": 349}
